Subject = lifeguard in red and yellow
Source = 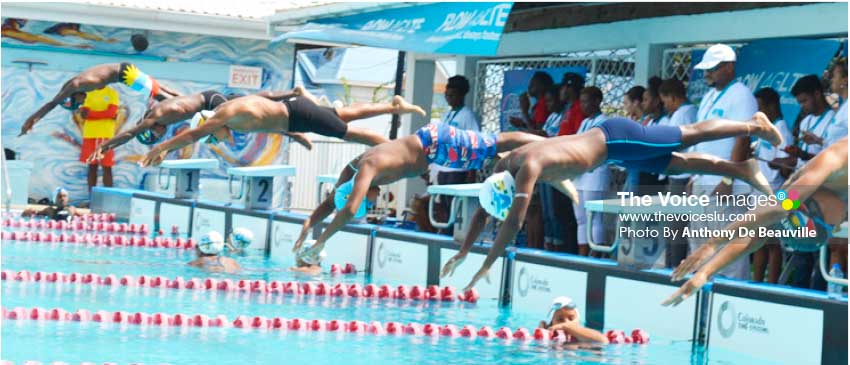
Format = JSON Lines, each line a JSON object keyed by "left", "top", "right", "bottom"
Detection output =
{"left": 78, "top": 86, "right": 119, "bottom": 190}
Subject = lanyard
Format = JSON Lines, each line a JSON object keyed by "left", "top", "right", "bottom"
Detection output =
{"left": 699, "top": 83, "right": 733, "bottom": 121}
{"left": 445, "top": 108, "right": 461, "bottom": 126}
{"left": 801, "top": 111, "right": 830, "bottom": 150}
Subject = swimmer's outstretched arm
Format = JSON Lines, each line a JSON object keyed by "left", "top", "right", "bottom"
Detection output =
{"left": 301, "top": 166, "right": 377, "bottom": 259}
{"left": 292, "top": 195, "right": 336, "bottom": 253}
{"left": 548, "top": 321, "right": 609, "bottom": 344}
{"left": 20, "top": 80, "right": 77, "bottom": 135}
{"left": 440, "top": 207, "right": 490, "bottom": 278}
{"left": 463, "top": 163, "right": 541, "bottom": 291}
{"left": 663, "top": 142, "right": 846, "bottom": 306}
{"left": 138, "top": 109, "right": 231, "bottom": 167}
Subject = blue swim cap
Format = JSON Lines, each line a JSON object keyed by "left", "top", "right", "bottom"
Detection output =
{"left": 333, "top": 177, "right": 370, "bottom": 219}
{"left": 59, "top": 96, "right": 83, "bottom": 111}
{"left": 135, "top": 129, "right": 162, "bottom": 145}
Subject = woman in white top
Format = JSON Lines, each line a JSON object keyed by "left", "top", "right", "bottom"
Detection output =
{"left": 572, "top": 87, "right": 610, "bottom": 256}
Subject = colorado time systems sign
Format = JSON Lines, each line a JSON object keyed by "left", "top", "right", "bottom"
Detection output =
{"left": 371, "top": 238, "right": 427, "bottom": 285}
{"left": 709, "top": 294, "right": 823, "bottom": 364}
{"left": 511, "top": 261, "right": 587, "bottom": 315}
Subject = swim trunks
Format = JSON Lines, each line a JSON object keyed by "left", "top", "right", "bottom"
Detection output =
{"left": 415, "top": 122, "right": 498, "bottom": 170}
{"left": 119, "top": 62, "right": 160, "bottom": 99}
{"left": 281, "top": 96, "right": 347, "bottom": 139}
{"left": 595, "top": 117, "right": 683, "bottom": 174}
{"left": 200, "top": 90, "right": 236, "bottom": 111}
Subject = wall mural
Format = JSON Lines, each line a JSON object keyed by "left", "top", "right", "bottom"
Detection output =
{"left": 1, "top": 18, "right": 294, "bottom": 204}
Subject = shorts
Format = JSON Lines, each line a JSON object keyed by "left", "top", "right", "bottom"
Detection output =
{"left": 282, "top": 96, "right": 347, "bottom": 139}
{"left": 415, "top": 122, "right": 498, "bottom": 170}
{"left": 80, "top": 138, "right": 114, "bottom": 167}
{"left": 596, "top": 117, "right": 682, "bottom": 174}
{"left": 200, "top": 90, "right": 233, "bottom": 110}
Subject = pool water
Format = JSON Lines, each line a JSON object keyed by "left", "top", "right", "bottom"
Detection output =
{"left": 0, "top": 239, "right": 783, "bottom": 364}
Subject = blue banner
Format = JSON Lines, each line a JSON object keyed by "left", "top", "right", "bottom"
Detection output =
{"left": 500, "top": 67, "right": 587, "bottom": 132}
{"left": 689, "top": 39, "right": 840, "bottom": 124}
{"left": 272, "top": 2, "right": 513, "bottom": 56}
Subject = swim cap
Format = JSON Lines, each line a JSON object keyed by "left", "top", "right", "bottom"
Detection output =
{"left": 296, "top": 239, "right": 326, "bottom": 265}
{"left": 53, "top": 187, "right": 68, "bottom": 204}
{"left": 230, "top": 228, "right": 253, "bottom": 249}
{"left": 546, "top": 296, "right": 578, "bottom": 322}
{"left": 479, "top": 172, "right": 516, "bottom": 221}
{"left": 198, "top": 231, "right": 225, "bottom": 255}
{"left": 59, "top": 96, "right": 83, "bottom": 111}
{"left": 189, "top": 110, "right": 216, "bottom": 143}
{"left": 333, "top": 177, "right": 370, "bottom": 219}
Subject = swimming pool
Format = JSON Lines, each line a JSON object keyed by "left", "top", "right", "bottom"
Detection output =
{"left": 0, "top": 230, "right": 809, "bottom": 365}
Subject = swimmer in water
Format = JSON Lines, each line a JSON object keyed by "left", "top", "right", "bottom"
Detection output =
{"left": 289, "top": 240, "right": 326, "bottom": 275}
{"left": 21, "top": 187, "right": 81, "bottom": 221}
{"left": 89, "top": 87, "right": 322, "bottom": 161}
{"left": 225, "top": 227, "right": 254, "bottom": 255}
{"left": 663, "top": 137, "right": 848, "bottom": 306}
{"left": 540, "top": 296, "right": 609, "bottom": 344}
{"left": 138, "top": 94, "right": 429, "bottom": 167}
{"left": 442, "top": 112, "right": 784, "bottom": 291}
{"left": 187, "top": 231, "right": 240, "bottom": 274}
{"left": 20, "top": 63, "right": 180, "bottom": 136}
{"left": 292, "top": 123, "right": 550, "bottom": 259}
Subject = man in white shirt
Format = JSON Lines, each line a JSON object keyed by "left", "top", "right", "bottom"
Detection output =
{"left": 573, "top": 87, "right": 610, "bottom": 256}
{"left": 431, "top": 76, "right": 480, "bottom": 230}
{"left": 658, "top": 78, "right": 698, "bottom": 268}
{"left": 689, "top": 44, "right": 758, "bottom": 280}
{"left": 789, "top": 75, "right": 835, "bottom": 168}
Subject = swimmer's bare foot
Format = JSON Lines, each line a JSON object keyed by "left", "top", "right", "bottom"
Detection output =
{"left": 287, "top": 132, "right": 313, "bottom": 150}
{"left": 741, "top": 158, "right": 773, "bottom": 195}
{"left": 293, "top": 86, "right": 305, "bottom": 96}
{"left": 751, "top": 112, "right": 783, "bottom": 146}
{"left": 392, "top": 95, "right": 426, "bottom": 117}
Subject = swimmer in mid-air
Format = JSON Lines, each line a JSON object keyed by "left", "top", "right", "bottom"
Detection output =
{"left": 293, "top": 122, "right": 557, "bottom": 261}
{"left": 663, "top": 137, "right": 848, "bottom": 307}
{"left": 138, "top": 94, "right": 428, "bottom": 167}
{"left": 441, "top": 113, "right": 784, "bottom": 291}
{"left": 88, "top": 88, "right": 316, "bottom": 161}
{"left": 187, "top": 231, "right": 241, "bottom": 274}
{"left": 20, "top": 63, "right": 180, "bottom": 135}
{"left": 21, "top": 187, "right": 82, "bottom": 221}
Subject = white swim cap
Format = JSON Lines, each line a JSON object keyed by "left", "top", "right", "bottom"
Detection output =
{"left": 189, "top": 110, "right": 216, "bottom": 143}
{"left": 546, "top": 296, "right": 577, "bottom": 319}
{"left": 198, "top": 231, "right": 225, "bottom": 255}
{"left": 230, "top": 227, "right": 253, "bottom": 249}
{"left": 296, "top": 239, "right": 326, "bottom": 265}
{"left": 479, "top": 171, "right": 516, "bottom": 221}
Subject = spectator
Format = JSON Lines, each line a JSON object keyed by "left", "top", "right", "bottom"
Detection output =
{"left": 658, "top": 78, "right": 698, "bottom": 268}
{"left": 557, "top": 72, "right": 587, "bottom": 136}
{"left": 690, "top": 43, "right": 758, "bottom": 280}
{"left": 573, "top": 86, "right": 610, "bottom": 256}
{"left": 751, "top": 88, "right": 793, "bottom": 283}
{"left": 509, "top": 72, "right": 553, "bottom": 131}
{"left": 826, "top": 58, "right": 848, "bottom": 274}
{"left": 623, "top": 86, "right": 646, "bottom": 121}
{"left": 538, "top": 85, "right": 569, "bottom": 251}
{"left": 430, "top": 75, "right": 480, "bottom": 231}
{"left": 789, "top": 75, "right": 835, "bottom": 168}
{"left": 629, "top": 77, "right": 668, "bottom": 195}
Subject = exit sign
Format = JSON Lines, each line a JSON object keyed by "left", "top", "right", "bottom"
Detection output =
{"left": 228, "top": 65, "right": 263, "bottom": 89}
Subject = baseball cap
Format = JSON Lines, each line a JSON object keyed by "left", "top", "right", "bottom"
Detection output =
{"left": 694, "top": 44, "right": 736, "bottom": 70}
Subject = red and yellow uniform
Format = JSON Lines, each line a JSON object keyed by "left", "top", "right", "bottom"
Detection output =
{"left": 79, "top": 87, "right": 119, "bottom": 167}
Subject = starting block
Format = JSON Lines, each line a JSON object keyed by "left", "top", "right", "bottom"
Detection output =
{"left": 158, "top": 159, "right": 219, "bottom": 199}
{"left": 426, "top": 183, "right": 482, "bottom": 242}
{"left": 585, "top": 197, "right": 696, "bottom": 269}
{"left": 227, "top": 165, "right": 296, "bottom": 210}
{"left": 317, "top": 174, "right": 338, "bottom": 206}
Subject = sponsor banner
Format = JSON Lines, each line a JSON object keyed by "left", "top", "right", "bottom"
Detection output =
{"left": 269, "top": 220, "right": 303, "bottom": 264}
{"left": 129, "top": 198, "right": 156, "bottom": 228}
{"left": 511, "top": 261, "right": 587, "bottom": 316}
{"left": 158, "top": 203, "right": 190, "bottom": 236}
{"left": 324, "top": 231, "right": 370, "bottom": 269}
{"left": 605, "top": 277, "right": 694, "bottom": 340}
{"left": 231, "top": 214, "right": 269, "bottom": 251}
{"left": 371, "top": 238, "right": 428, "bottom": 286}
{"left": 190, "top": 208, "right": 225, "bottom": 241}
{"left": 439, "top": 248, "right": 502, "bottom": 299}
{"left": 709, "top": 293, "right": 823, "bottom": 364}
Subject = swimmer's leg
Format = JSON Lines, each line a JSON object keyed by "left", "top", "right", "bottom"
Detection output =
{"left": 494, "top": 131, "right": 545, "bottom": 152}
{"left": 334, "top": 95, "right": 426, "bottom": 122}
{"left": 103, "top": 166, "right": 113, "bottom": 188}
{"left": 87, "top": 164, "right": 98, "bottom": 192}
{"left": 680, "top": 112, "right": 782, "bottom": 147}
{"left": 663, "top": 152, "right": 772, "bottom": 195}
{"left": 342, "top": 126, "right": 390, "bottom": 146}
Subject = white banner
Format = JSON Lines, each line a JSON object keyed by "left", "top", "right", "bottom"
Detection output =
{"left": 709, "top": 293, "right": 823, "bottom": 364}
{"left": 371, "top": 238, "right": 428, "bottom": 286}
{"left": 605, "top": 277, "right": 695, "bottom": 340}
{"left": 439, "top": 248, "right": 502, "bottom": 299}
{"left": 191, "top": 208, "right": 225, "bottom": 241}
{"left": 511, "top": 261, "right": 587, "bottom": 316}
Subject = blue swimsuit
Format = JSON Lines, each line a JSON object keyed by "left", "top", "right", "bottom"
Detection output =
{"left": 595, "top": 117, "right": 683, "bottom": 173}
{"left": 415, "top": 123, "right": 498, "bottom": 170}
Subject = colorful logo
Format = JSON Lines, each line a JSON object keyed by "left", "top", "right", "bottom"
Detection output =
{"left": 776, "top": 189, "right": 800, "bottom": 211}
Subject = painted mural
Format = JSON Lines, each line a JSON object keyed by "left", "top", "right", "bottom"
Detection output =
{"left": 1, "top": 18, "right": 294, "bottom": 204}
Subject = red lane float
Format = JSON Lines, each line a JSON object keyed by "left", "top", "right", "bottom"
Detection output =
{"left": 6, "top": 304, "right": 622, "bottom": 344}
{"left": 1, "top": 270, "right": 481, "bottom": 304}
{"left": 1, "top": 233, "right": 193, "bottom": 250}
{"left": 2, "top": 217, "right": 143, "bottom": 236}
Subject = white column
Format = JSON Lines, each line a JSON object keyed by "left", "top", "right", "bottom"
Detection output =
{"left": 634, "top": 42, "right": 667, "bottom": 86}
